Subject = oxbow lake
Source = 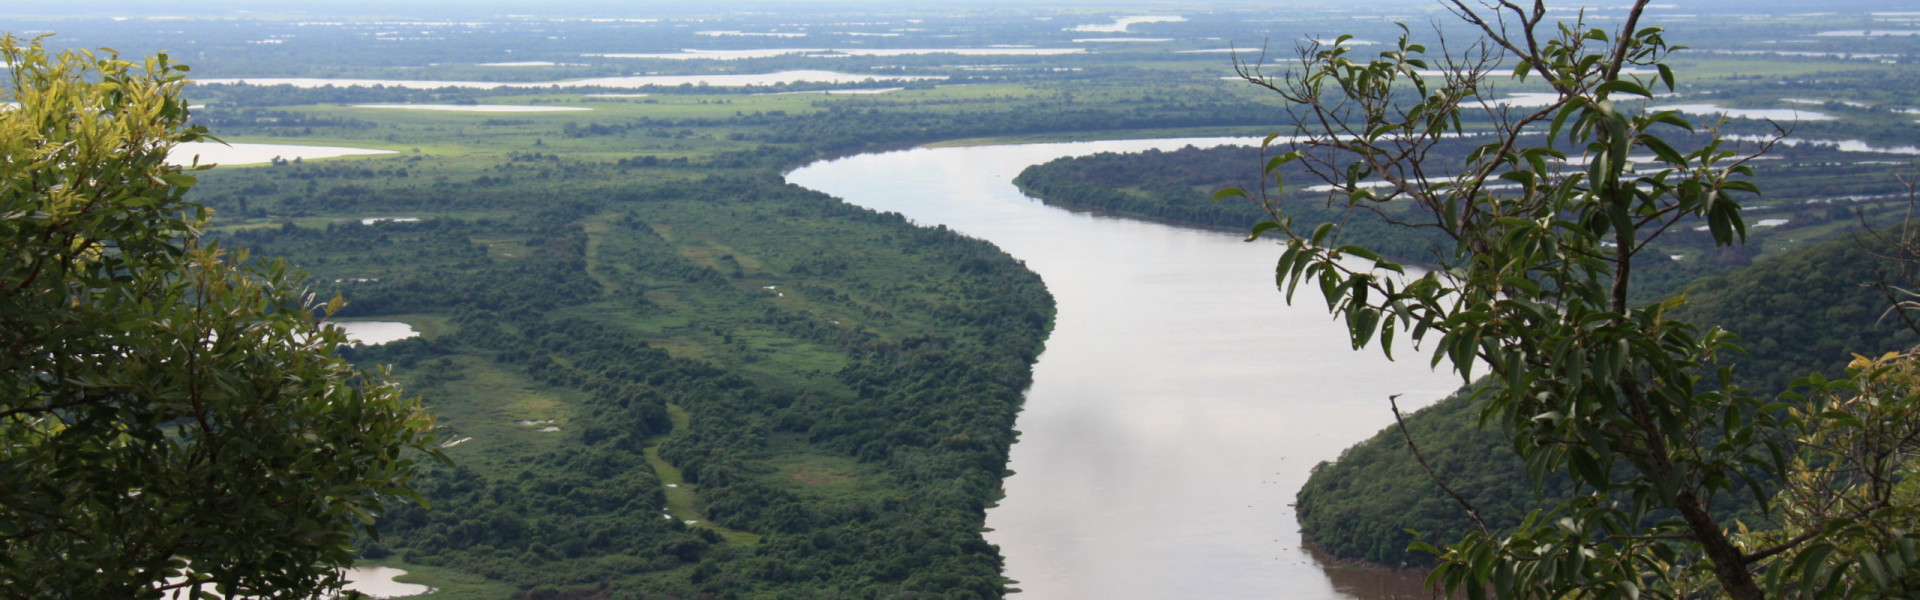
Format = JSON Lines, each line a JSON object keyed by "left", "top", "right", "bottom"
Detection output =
{"left": 788, "top": 139, "right": 1465, "bottom": 600}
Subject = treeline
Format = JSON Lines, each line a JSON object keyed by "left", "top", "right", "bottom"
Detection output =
{"left": 211, "top": 161, "right": 1052, "bottom": 598}
{"left": 191, "top": 106, "right": 377, "bottom": 132}
{"left": 1012, "top": 145, "right": 1453, "bottom": 263}
{"left": 1294, "top": 235, "right": 1917, "bottom": 567}
{"left": 191, "top": 153, "right": 760, "bottom": 218}
{"left": 747, "top": 97, "right": 1285, "bottom": 156}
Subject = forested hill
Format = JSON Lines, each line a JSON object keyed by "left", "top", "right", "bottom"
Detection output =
{"left": 1294, "top": 235, "right": 1917, "bottom": 568}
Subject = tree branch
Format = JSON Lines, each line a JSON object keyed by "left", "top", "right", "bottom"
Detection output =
{"left": 1390, "top": 394, "right": 1491, "bottom": 535}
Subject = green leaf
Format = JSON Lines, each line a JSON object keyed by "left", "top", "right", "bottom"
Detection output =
{"left": 1647, "top": 110, "right": 1696, "bottom": 132}
{"left": 1319, "top": 269, "right": 1341, "bottom": 310}
{"left": 1797, "top": 543, "right": 1836, "bottom": 599}
{"left": 1309, "top": 222, "right": 1336, "bottom": 246}
{"left": 1554, "top": 100, "right": 1590, "bottom": 146}
{"left": 1569, "top": 447, "right": 1605, "bottom": 488}
{"left": 1246, "top": 219, "right": 1281, "bottom": 241}
{"left": 1285, "top": 245, "right": 1315, "bottom": 302}
{"left": 1350, "top": 307, "right": 1381, "bottom": 349}
{"left": 1264, "top": 154, "right": 1288, "bottom": 176}
{"left": 1334, "top": 244, "right": 1381, "bottom": 262}
{"left": 1595, "top": 79, "right": 1652, "bottom": 99}
{"left": 1380, "top": 315, "right": 1396, "bottom": 359}
{"left": 1639, "top": 134, "right": 1685, "bottom": 165}
{"left": 1275, "top": 247, "right": 1301, "bottom": 288}
{"left": 1862, "top": 552, "right": 1888, "bottom": 588}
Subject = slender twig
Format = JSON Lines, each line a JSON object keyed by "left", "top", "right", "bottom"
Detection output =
{"left": 1389, "top": 394, "right": 1491, "bottom": 535}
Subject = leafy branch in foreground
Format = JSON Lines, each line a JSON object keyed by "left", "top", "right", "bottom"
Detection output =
{"left": 1, "top": 35, "right": 440, "bottom": 599}
{"left": 1218, "top": 2, "right": 1920, "bottom": 598}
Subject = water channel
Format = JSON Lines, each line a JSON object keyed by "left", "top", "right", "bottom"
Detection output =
{"left": 787, "top": 139, "right": 1466, "bottom": 600}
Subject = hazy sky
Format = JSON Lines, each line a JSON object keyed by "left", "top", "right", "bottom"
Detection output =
{"left": 9, "top": 0, "right": 1166, "bottom": 17}
{"left": 4, "top": 0, "right": 1431, "bottom": 19}
{"left": 7, "top": 0, "right": 1907, "bottom": 20}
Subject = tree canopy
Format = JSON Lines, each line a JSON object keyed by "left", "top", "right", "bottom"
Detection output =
{"left": 0, "top": 36, "right": 439, "bottom": 599}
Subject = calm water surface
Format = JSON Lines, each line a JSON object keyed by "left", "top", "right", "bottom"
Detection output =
{"left": 788, "top": 139, "right": 1463, "bottom": 600}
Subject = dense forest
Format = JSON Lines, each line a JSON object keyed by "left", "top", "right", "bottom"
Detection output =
{"left": 205, "top": 157, "right": 1051, "bottom": 598}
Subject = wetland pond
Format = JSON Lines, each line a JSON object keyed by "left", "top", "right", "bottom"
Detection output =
{"left": 789, "top": 139, "right": 1465, "bottom": 600}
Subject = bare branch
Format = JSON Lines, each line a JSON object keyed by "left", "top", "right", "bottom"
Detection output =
{"left": 1390, "top": 394, "right": 1491, "bottom": 535}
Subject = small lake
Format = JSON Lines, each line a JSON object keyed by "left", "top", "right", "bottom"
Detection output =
{"left": 1648, "top": 103, "right": 1836, "bottom": 121}
{"left": 1815, "top": 30, "right": 1920, "bottom": 37}
{"left": 167, "top": 142, "right": 394, "bottom": 166}
{"left": 340, "top": 566, "right": 432, "bottom": 598}
{"left": 1070, "top": 15, "right": 1187, "bottom": 33}
{"left": 1488, "top": 91, "right": 1560, "bottom": 107}
{"left": 336, "top": 321, "right": 420, "bottom": 346}
{"left": 160, "top": 565, "right": 428, "bottom": 599}
{"left": 790, "top": 139, "right": 1464, "bottom": 600}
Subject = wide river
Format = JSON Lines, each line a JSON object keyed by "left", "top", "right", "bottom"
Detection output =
{"left": 787, "top": 139, "right": 1465, "bottom": 600}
